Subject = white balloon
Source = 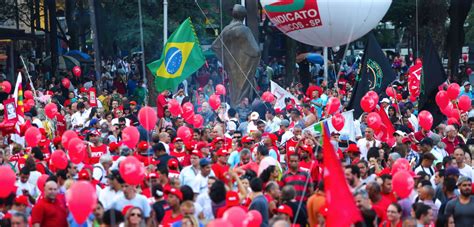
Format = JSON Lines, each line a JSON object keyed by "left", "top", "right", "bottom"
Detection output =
{"left": 261, "top": 0, "right": 392, "bottom": 47}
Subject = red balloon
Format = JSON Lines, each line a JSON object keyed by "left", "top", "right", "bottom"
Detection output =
{"left": 61, "top": 78, "right": 71, "bottom": 88}
{"left": 262, "top": 91, "right": 275, "bottom": 103}
{"left": 138, "top": 106, "right": 158, "bottom": 131}
{"left": 184, "top": 113, "right": 195, "bottom": 125}
{"left": 326, "top": 97, "right": 341, "bottom": 115}
{"left": 68, "top": 138, "right": 86, "bottom": 164}
{"left": 168, "top": 99, "right": 182, "bottom": 117}
{"left": 366, "top": 91, "right": 379, "bottom": 104}
{"left": 418, "top": 110, "right": 433, "bottom": 131}
{"left": 360, "top": 95, "right": 376, "bottom": 112}
{"left": 208, "top": 219, "right": 234, "bottom": 227}
{"left": 36, "top": 174, "right": 49, "bottom": 193}
{"left": 223, "top": 206, "right": 247, "bottom": 227}
{"left": 25, "top": 127, "right": 41, "bottom": 147}
{"left": 458, "top": 95, "right": 471, "bottom": 112}
{"left": 391, "top": 158, "right": 411, "bottom": 176}
{"left": 467, "top": 68, "right": 473, "bottom": 75}
{"left": 331, "top": 113, "right": 345, "bottom": 131}
{"left": 182, "top": 102, "right": 195, "bottom": 119}
{"left": 2, "top": 81, "right": 11, "bottom": 93}
{"left": 366, "top": 112, "right": 382, "bottom": 130}
{"left": 396, "top": 93, "right": 402, "bottom": 101}
{"left": 45, "top": 103, "right": 58, "bottom": 119}
{"left": 119, "top": 156, "right": 145, "bottom": 185}
{"left": 209, "top": 94, "right": 221, "bottom": 110}
{"left": 385, "top": 87, "right": 397, "bottom": 98}
{"left": 51, "top": 150, "right": 68, "bottom": 170}
{"left": 243, "top": 210, "right": 263, "bottom": 227}
{"left": 447, "top": 83, "right": 460, "bottom": 100}
{"left": 122, "top": 126, "right": 140, "bottom": 148}
{"left": 67, "top": 181, "right": 98, "bottom": 224}
{"left": 193, "top": 114, "right": 204, "bottom": 128}
{"left": 72, "top": 66, "right": 82, "bottom": 77}
{"left": 215, "top": 84, "right": 226, "bottom": 96}
{"left": 409, "top": 96, "right": 417, "bottom": 102}
{"left": 463, "top": 54, "right": 469, "bottom": 62}
{"left": 177, "top": 126, "right": 193, "bottom": 141}
{"left": 450, "top": 108, "right": 461, "bottom": 120}
{"left": 447, "top": 117, "right": 459, "bottom": 125}
{"left": 393, "top": 170, "right": 414, "bottom": 199}
{"left": 0, "top": 166, "right": 16, "bottom": 198}
{"left": 62, "top": 130, "right": 78, "bottom": 148}
{"left": 26, "top": 99, "right": 35, "bottom": 108}
{"left": 436, "top": 91, "right": 449, "bottom": 109}
{"left": 24, "top": 90, "right": 34, "bottom": 99}
{"left": 441, "top": 102, "right": 454, "bottom": 117}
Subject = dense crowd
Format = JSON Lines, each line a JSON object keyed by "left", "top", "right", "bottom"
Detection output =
{"left": 0, "top": 53, "right": 473, "bottom": 227}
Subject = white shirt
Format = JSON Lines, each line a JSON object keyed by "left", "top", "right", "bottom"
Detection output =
{"left": 356, "top": 138, "right": 381, "bottom": 160}
{"left": 16, "top": 180, "right": 39, "bottom": 198}
{"left": 458, "top": 165, "right": 474, "bottom": 180}
{"left": 159, "top": 141, "right": 170, "bottom": 154}
{"left": 408, "top": 114, "right": 419, "bottom": 132}
{"left": 415, "top": 165, "right": 435, "bottom": 177}
{"left": 71, "top": 110, "right": 89, "bottom": 129}
{"left": 280, "top": 131, "right": 294, "bottom": 145}
{"left": 100, "top": 186, "right": 124, "bottom": 209}
{"left": 196, "top": 191, "right": 214, "bottom": 220}
{"left": 179, "top": 165, "right": 200, "bottom": 188}
{"left": 32, "top": 118, "right": 44, "bottom": 129}
{"left": 93, "top": 163, "right": 108, "bottom": 185}
{"left": 265, "top": 117, "right": 281, "bottom": 133}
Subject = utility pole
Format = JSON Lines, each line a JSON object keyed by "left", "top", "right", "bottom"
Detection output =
{"left": 89, "top": 0, "right": 101, "bottom": 85}
{"left": 163, "top": 0, "right": 168, "bottom": 45}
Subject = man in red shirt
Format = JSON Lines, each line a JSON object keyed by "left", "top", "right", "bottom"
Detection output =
{"left": 31, "top": 181, "right": 67, "bottom": 227}
{"left": 156, "top": 90, "right": 169, "bottom": 119}
{"left": 86, "top": 131, "right": 108, "bottom": 164}
{"left": 212, "top": 148, "right": 230, "bottom": 183}
{"left": 442, "top": 125, "right": 462, "bottom": 155}
{"left": 170, "top": 137, "right": 187, "bottom": 164}
{"left": 161, "top": 187, "right": 183, "bottom": 226}
{"left": 298, "top": 145, "right": 319, "bottom": 184}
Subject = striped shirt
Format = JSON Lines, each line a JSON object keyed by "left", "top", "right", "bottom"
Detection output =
{"left": 282, "top": 170, "right": 313, "bottom": 202}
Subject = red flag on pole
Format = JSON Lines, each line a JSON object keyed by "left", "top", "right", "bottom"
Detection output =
{"left": 322, "top": 133, "right": 362, "bottom": 226}
{"left": 375, "top": 107, "right": 396, "bottom": 146}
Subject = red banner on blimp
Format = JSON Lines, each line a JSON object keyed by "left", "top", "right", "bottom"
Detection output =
{"left": 263, "top": 0, "right": 323, "bottom": 33}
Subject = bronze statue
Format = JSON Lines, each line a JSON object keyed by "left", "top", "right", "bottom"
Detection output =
{"left": 211, "top": 4, "right": 261, "bottom": 107}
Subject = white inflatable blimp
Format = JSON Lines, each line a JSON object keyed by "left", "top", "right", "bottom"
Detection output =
{"left": 261, "top": 0, "right": 392, "bottom": 47}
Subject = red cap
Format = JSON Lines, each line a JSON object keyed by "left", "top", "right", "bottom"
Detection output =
{"left": 191, "top": 150, "right": 203, "bottom": 158}
{"left": 275, "top": 108, "right": 283, "bottom": 114}
{"left": 147, "top": 172, "right": 159, "bottom": 179}
{"left": 216, "top": 148, "right": 230, "bottom": 156}
{"left": 78, "top": 169, "right": 90, "bottom": 180}
{"left": 173, "top": 137, "right": 183, "bottom": 143}
{"left": 80, "top": 87, "right": 88, "bottom": 93}
{"left": 346, "top": 144, "right": 360, "bottom": 153}
{"left": 122, "top": 205, "right": 134, "bottom": 216}
{"left": 196, "top": 141, "right": 208, "bottom": 151}
{"left": 286, "top": 104, "right": 293, "bottom": 111}
{"left": 168, "top": 159, "right": 179, "bottom": 169}
{"left": 226, "top": 191, "right": 240, "bottom": 207}
{"left": 14, "top": 195, "right": 29, "bottom": 206}
{"left": 299, "top": 145, "right": 312, "bottom": 154}
{"left": 402, "top": 137, "right": 413, "bottom": 144}
{"left": 212, "top": 137, "right": 225, "bottom": 144}
{"left": 184, "top": 141, "right": 196, "bottom": 151}
{"left": 38, "top": 137, "right": 50, "bottom": 147}
{"left": 241, "top": 136, "right": 254, "bottom": 143}
{"left": 129, "top": 101, "right": 137, "bottom": 105}
{"left": 89, "top": 130, "right": 101, "bottom": 137}
{"left": 168, "top": 187, "right": 183, "bottom": 201}
{"left": 138, "top": 141, "right": 149, "bottom": 150}
{"left": 276, "top": 204, "right": 293, "bottom": 218}
{"left": 52, "top": 136, "right": 62, "bottom": 146}
{"left": 109, "top": 142, "right": 121, "bottom": 151}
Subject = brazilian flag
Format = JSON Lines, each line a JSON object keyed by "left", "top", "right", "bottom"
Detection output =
{"left": 147, "top": 18, "right": 205, "bottom": 92}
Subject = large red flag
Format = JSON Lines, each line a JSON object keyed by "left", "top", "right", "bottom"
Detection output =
{"left": 323, "top": 134, "right": 362, "bottom": 226}
{"left": 376, "top": 107, "right": 396, "bottom": 146}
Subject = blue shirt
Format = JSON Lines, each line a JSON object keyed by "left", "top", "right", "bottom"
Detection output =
{"left": 249, "top": 195, "right": 269, "bottom": 227}
{"left": 108, "top": 194, "right": 152, "bottom": 218}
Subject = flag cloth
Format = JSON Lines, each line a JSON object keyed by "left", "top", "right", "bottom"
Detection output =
{"left": 322, "top": 133, "right": 362, "bottom": 226}
{"left": 419, "top": 35, "right": 447, "bottom": 128}
{"left": 147, "top": 18, "right": 205, "bottom": 92}
{"left": 347, "top": 32, "right": 397, "bottom": 118}
{"left": 304, "top": 110, "right": 357, "bottom": 142}
{"left": 13, "top": 73, "right": 24, "bottom": 118}
{"left": 376, "top": 107, "right": 396, "bottom": 146}
{"left": 270, "top": 80, "right": 299, "bottom": 110}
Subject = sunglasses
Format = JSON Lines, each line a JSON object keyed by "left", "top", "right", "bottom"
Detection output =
{"left": 130, "top": 212, "right": 142, "bottom": 218}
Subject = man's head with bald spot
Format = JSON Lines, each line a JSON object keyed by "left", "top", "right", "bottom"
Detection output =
{"left": 44, "top": 181, "right": 59, "bottom": 201}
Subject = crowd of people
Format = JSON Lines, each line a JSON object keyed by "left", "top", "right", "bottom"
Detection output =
{"left": 0, "top": 52, "right": 472, "bottom": 227}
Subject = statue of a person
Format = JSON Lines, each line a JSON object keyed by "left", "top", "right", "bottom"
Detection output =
{"left": 211, "top": 4, "right": 261, "bottom": 107}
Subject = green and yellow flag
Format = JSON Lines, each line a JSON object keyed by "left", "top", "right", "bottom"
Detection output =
{"left": 147, "top": 18, "right": 205, "bottom": 92}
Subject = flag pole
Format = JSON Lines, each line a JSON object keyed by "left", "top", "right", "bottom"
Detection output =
{"left": 324, "top": 47, "right": 328, "bottom": 83}
{"left": 19, "top": 55, "right": 37, "bottom": 97}
{"left": 163, "top": 0, "right": 168, "bottom": 45}
{"left": 138, "top": 0, "right": 147, "bottom": 105}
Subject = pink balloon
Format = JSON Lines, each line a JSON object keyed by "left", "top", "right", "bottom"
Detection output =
{"left": 138, "top": 106, "right": 158, "bottom": 131}
{"left": 45, "top": 103, "right": 58, "bottom": 119}
{"left": 67, "top": 181, "right": 98, "bottom": 224}
{"left": 467, "top": 68, "right": 473, "bottom": 75}
{"left": 209, "top": 94, "right": 221, "bottom": 110}
{"left": 24, "top": 90, "right": 34, "bottom": 99}
{"left": 62, "top": 130, "right": 78, "bottom": 148}
{"left": 2, "top": 81, "right": 11, "bottom": 93}
{"left": 441, "top": 102, "right": 454, "bottom": 117}
{"left": 119, "top": 156, "right": 145, "bottom": 185}
{"left": 243, "top": 210, "right": 263, "bottom": 227}
{"left": 366, "top": 112, "right": 382, "bottom": 130}
{"left": 447, "top": 83, "right": 460, "bottom": 100}
{"left": 68, "top": 138, "right": 86, "bottom": 164}
{"left": 0, "top": 166, "right": 16, "bottom": 198}
{"left": 177, "top": 126, "right": 193, "bottom": 141}
{"left": 447, "top": 117, "right": 459, "bottom": 125}
{"left": 223, "top": 206, "right": 247, "bottom": 227}
{"left": 25, "top": 127, "right": 41, "bottom": 147}
{"left": 122, "top": 126, "right": 140, "bottom": 148}
{"left": 182, "top": 102, "right": 195, "bottom": 119}
{"left": 458, "top": 95, "right": 471, "bottom": 112}
{"left": 386, "top": 87, "right": 396, "bottom": 98}
{"left": 326, "top": 97, "right": 341, "bottom": 115}
{"left": 393, "top": 170, "right": 414, "bottom": 199}
{"left": 208, "top": 219, "right": 234, "bottom": 227}
{"left": 184, "top": 113, "right": 195, "bottom": 125}
{"left": 262, "top": 91, "right": 275, "bottom": 103}
{"left": 72, "top": 66, "right": 82, "bottom": 77}
{"left": 366, "top": 91, "right": 379, "bottom": 104}
{"left": 168, "top": 99, "right": 182, "bottom": 117}
{"left": 36, "top": 174, "right": 49, "bottom": 193}
{"left": 216, "top": 84, "right": 226, "bottom": 96}
{"left": 360, "top": 95, "right": 376, "bottom": 112}
{"left": 418, "top": 110, "right": 433, "bottom": 131}
{"left": 391, "top": 158, "right": 411, "bottom": 176}
{"left": 193, "top": 114, "right": 204, "bottom": 128}
{"left": 450, "top": 108, "right": 461, "bottom": 120}
{"left": 51, "top": 150, "right": 68, "bottom": 170}
{"left": 61, "top": 78, "right": 71, "bottom": 88}
{"left": 331, "top": 113, "right": 345, "bottom": 131}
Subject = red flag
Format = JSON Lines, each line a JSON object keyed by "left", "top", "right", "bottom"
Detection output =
{"left": 375, "top": 107, "right": 396, "bottom": 146}
{"left": 322, "top": 134, "right": 362, "bottom": 226}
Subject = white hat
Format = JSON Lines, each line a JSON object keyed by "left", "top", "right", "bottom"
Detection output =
{"left": 381, "top": 98, "right": 390, "bottom": 103}
{"left": 250, "top": 112, "right": 259, "bottom": 120}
